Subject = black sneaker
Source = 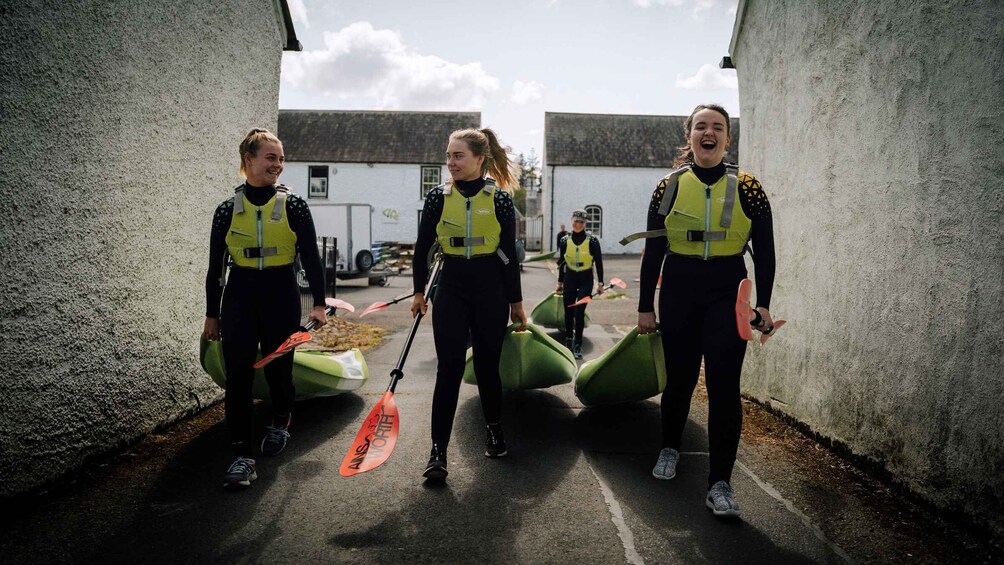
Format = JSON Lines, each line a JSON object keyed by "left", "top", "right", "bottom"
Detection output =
{"left": 572, "top": 342, "right": 583, "bottom": 360}
{"left": 485, "top": 423, "right": 507, "bottom": 458}
{"left": 423, "top": 444, "right": 448, "bottom": 479}
{"left": 261, "top": 424, "right": 290, "bottom": 456}
{"left": 565, "top": 338, "right": 574, "bottom": 352}
{"left": 223, "top": 456, "right": 257, "bottom": 489}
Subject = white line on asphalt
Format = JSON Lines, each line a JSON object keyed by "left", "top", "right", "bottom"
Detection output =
{"left": 587, "top": 461, "right": 645, "bottom": 565}
{"left": 735, "top": 461, "right": 855, "bottom": 564}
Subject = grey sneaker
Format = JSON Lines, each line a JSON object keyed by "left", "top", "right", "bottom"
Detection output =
{"left": 261, "top": 425, "right": 290, "bottom": 456}
{"left": 572, "top": 343, "right": 583, "bottom": 360}
{"left": 706, "top": 480, "right": 741, "bottom": 518}
{"left": 652, "top": 447, "right": 679, "bottom": 480}
{"left": 223, "top": 456, "right": 257, "bottom": 489}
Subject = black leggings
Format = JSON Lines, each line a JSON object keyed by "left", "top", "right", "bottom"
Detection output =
{"left": 221, "top": 266, "right": 300, "bottom": 456}
{"left": 562, "top": 270, "right": 593, "bottom": 343}
{"left": 430, "top": 277, "right": 509, "bottom": 448}
{"left": 658, "top": 270, "right": 747, "bottom": 489}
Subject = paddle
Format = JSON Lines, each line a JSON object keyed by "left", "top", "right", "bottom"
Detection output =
{"left": 340, "top": 255, "right": 444, "bottom": 477}
{"left": 735, "top": 278, "right": 786, "bottom": 346}
{"left": 252, "top": 297, "right": 355, "bottom": 369}
{"left": 359, "top": 290, "right": 416, "bottom": 318}
{"left": 567, "top": 277, "right": 628, "bottom": 307}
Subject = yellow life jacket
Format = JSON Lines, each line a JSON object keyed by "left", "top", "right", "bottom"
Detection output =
{"left": 661, "top": 165, "right": 751, "bottom": 259}
{"left": 226, "top": 185, "right": 298, "bottom": 269}
{"left": 436, "top": 179, "right": 502, "bottom": 259}
{"left": 563, "top": 235, "right": 593, "bottom": 272}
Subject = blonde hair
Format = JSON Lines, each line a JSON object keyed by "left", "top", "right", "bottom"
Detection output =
{"left": 449, "top": 127, "right": 519, "bottom": 189}
{"left": 673, "top": 104, "right": 732, "bottom": 168}
{"left": 238, "top": 128, "right": 282, "bottom": 177}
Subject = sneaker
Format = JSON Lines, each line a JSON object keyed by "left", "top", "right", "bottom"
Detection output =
{"left": 565, "top": 338, "right": 574, "bottom": 352}
{"left": 572, "top": 343, "right": 583, "bottom": 360}
{"left": 223, "top": 456, "right": 257, "bottom": 489}
{"left": 706, "top": 480, "right": 741, "bottom": 518}
{"left": 485, "top": 423, "right": 508, "bottom": 458}
{"left": 261, "top": 425, "right": 290, "bottom": 456}
{"left": 423, "top": 444, "right": 448, "bottom": 479}
{"left": 652, "top": 447, "right": 679, "bottom": 480}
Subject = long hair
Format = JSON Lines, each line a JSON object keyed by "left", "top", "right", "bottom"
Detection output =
{"left": 238, "top": 128, "right": 282, "bottom": 177}
{"left": 449, "top": 127, "right": 519, "bottom": 190}
{"left": 673, "top": 104, "right": 731, "bottom": 168}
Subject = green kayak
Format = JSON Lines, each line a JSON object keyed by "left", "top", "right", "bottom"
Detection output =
{"left": 462, "top": 323, "right": 576, "bottom": 390}
{"left": 524, "top": 250, "right": 556, "bottom": 262}
{"left": 574, "top": 328, "right": 666, "bottom": 406}
{"left": 530, "top": 292, "right": 591, "bottom": 329}
{"left": 199, "top": 337, "right": 368, "bottom": 401}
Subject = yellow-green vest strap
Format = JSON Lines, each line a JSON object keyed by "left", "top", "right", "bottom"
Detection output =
{"left": 656, "top": 165, "right": 692, "bottom": 216}
{"left": 233, "top": 185, "right": 245, "bottom": 214}
{"left": 619, "top": 229, "right": 665, "bottom": 246}
{"left": 719, "top": 165, "right": 738, "bottom": 228}
{"left": 271, "top": 186, "right": 289, "bottom": 222}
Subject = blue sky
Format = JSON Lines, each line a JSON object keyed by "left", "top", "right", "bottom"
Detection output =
{"left": 279, "top": 0, "right": 740, "bottom": 158}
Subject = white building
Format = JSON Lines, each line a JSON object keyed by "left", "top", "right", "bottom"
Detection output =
{"left": 278, "top": 110, "right": 481, "bottom": 243}
{"left": 542, "top": 112, "right": 740, "bottom": 254}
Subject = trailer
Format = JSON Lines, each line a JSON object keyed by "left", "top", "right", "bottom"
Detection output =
{"left": 301, "top": 203, "right": 398, "bottom": 287}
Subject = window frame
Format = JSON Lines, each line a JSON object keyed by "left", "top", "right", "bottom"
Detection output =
{"left": 584, "top": 205, "right": 602, "bottom": 237}
{"left": 420, "top": 165, "right": 441, "bottom": 199}
{"left": 308, "top": 165, "right": 329, "bottom": 199}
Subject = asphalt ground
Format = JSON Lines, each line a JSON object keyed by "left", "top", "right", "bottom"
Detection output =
{"left": 3, "top": 255, "right": 1001, "bottom": 564}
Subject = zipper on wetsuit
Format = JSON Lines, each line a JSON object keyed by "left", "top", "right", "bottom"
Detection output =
{"left": 256, "top": 209, "right": 264, "bottom": 269}
{"left": 465, "top": 198, "right": 472, "bottom": 259}
{"left": 703, "top": 186, "right": 711, "bottom": 260}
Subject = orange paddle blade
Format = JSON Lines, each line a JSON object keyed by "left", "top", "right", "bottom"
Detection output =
{"left": 609, "top": 277, "right": 627, "bottom": 289}
{"left": 359, "top": 302, "right": 389, "bottom": 318}
{"left": 340, "top": 391, "right": 400, "bottom": 476}
{"left": 569, "top": 296, "right": 593, "bottom": 307}
{"left": 759, "top": 319, "right": 787, "bottom": 346}
{"left": 735, "top": 278, "right": 755, "bottom": 342}
{"left": 325, "top": 297, "right": 355, "bottom": 312}
{"left": 253, "top": 331, "right": 313, "bottom": 368}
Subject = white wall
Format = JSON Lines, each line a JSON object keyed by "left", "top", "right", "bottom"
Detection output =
{"left": 547, "top": 166, "right": 667, "bottom": 254}
{"left": 282, "top": 162, "right": 447, "bottom": 243}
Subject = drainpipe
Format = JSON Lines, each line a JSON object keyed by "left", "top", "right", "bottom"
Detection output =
{"left": 548, "top": 165, "right": 556, "bottom": 251}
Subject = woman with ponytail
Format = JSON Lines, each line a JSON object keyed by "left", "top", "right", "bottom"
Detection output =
{"left": 203, "top": 128, "right": 327, "bottom": 489}
{"left": 411, "top": 127, "right": 527, "bottom": 480}
{"left": 635, "top": 104, "right": 776, "bottom": 518}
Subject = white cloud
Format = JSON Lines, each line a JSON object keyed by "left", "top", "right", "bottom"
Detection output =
{"left": 631, "top": 0, "right": 718, "bottom": 19}
{"left": 281, "top": 22, "right": 500, "bottom": 110}
{"left": 287, "top": 0, "right": 308, "bottom": 30}
{"left": 511, "top": 80, "right": 544, "bottom": 105}
{"left": 675, "top": 64, "right": 738, "bottom": 90}
{"left": 727, "top": 0, "right": 739, "bottom": 16}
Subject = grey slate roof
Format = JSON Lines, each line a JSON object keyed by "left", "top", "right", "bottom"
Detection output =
{"left": 278, "top": 110, "right": 481, "bottom": 164}
{"left": 544, "top": 112, "right": 740, "bottom": 168}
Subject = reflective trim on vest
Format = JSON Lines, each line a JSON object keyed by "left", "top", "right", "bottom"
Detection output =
{"left": 436, "top": 181, "right": 501, "bottom": 258}
{"left": 563, "top": 236, "right": 593, "bottom": 272}
{"left": 664, "top": 168, "right": 750, "bottom": 259}
{"left": 226, "top": 187, "right": 297, "bottom": 269}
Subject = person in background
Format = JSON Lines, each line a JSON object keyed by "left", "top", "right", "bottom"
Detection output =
{"left": 555, "top": 209, "right": 604, "bottom": 359}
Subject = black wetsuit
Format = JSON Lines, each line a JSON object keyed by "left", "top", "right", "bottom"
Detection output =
{"left": 637, "top": 161, "right": 775, "bottom": 489}
{"left": 556, "top": 232, "right": 604, "bottom": 344}
{"left": 413, "top": 178, "right": 522, "bottom": 448}
{"left": 205, "top": 183, "right": 325, "bottom": 457}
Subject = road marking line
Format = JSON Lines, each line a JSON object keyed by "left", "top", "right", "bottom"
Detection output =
{"left": 586, "top": 459, "right": 645, "bottom": 565}
{"left": 735, "top": 460, "right": 854, "bottom": 564}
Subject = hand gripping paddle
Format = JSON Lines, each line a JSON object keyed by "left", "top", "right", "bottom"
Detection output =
{"left": 340, "top": 255, "right": 444, "bottom": 476}
{"left": 567, "top": 277, "right": 627, "bottom": 308}
{"left": 252, "top": 297, "right": 355, "bottom": 369}
{"left": 359, "top": 290, "right": 417, "bottom": 318}
{"left": 735, "top": 278, "right": 786, "bottom": 346}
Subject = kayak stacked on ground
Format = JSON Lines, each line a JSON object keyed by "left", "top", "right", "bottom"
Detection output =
{"left": 524, "top": 250, "right": 556, "bottom": 262}
{"left": 529, "top": 292, "right": 590, "bottom": 329}
{"left": 199, "top": 337, "right": 368, "bottom": 401}
{"left": 574, "top": 328, "right": 666, "bottom": 406}
{"left": 462, "top": 323, "right": 576, "bottom": 390}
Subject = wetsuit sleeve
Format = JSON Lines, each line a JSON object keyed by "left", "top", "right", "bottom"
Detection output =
{"left": 495, "top": 190, "right": 523, "bottom": 303}
{"left": 413, "top": 188, "right": 443, "bottom": 293}
{"left": 638, "top": 179, "right": 670, "bottom": 313}
{"left": 556, "top": 236, "right": 567, "bottom": 283}
{"left": 205, "top": 200, "right": 233, "bottom": 318}
{"left": 590, "top": 236, "right": 604, "bottom": 284}
{"left": 287, "top": 195, "right": 326, "bottom": 307}
{"left": 738, "top": 173, "right": 775, "bottom": 310}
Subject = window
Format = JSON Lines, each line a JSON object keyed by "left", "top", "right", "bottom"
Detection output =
{"left": 584, "top": 205, "right": 602, "bottom": 237}
{"left": 421, "top": 165, "right": 441, "bottom": 198}
{"left": 308, "top": 166, "right": 328, "bottom": 198}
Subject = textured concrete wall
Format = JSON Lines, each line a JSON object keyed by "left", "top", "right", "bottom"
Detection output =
{"left": 733, "top": 0, "right": 1004, "bottom": 534}
{"left": 0, "top": 0, "right": 286, "bottom": 495}
{"left": 548, "top": 166, "right": 667, "bottom": 253}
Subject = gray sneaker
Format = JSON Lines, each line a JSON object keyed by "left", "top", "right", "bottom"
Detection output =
{"left": 706, "top": 480, "right": 741, "bottom": 518}
{"left": 223, "top": 456, "right": 257, "bottom": 489}
{"left": 652, "top": 447, "right": 679, "bottom": 480}
{"left": 261, "top": 425, "right": 290, "bottom": 456}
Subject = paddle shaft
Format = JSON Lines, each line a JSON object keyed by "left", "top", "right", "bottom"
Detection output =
{"left": 387, "top": 256, "right": 443, "bottom": 393}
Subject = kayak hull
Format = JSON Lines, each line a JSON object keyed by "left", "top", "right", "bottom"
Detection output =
{"left": 574, "top": 328, "right": 666, "bottom": 406}
{"left": 463, "top": 323, "right": 576, "bottom": 390}
{"left": 199, "top": 337, "right": 368, "bottom": 401}
{"left": 529, "top": 292, "right": 590, "bottom": 329}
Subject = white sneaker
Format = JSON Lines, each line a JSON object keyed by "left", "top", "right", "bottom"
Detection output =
{"left": 652, "top": 447, "right": 679, "bottom": 480}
